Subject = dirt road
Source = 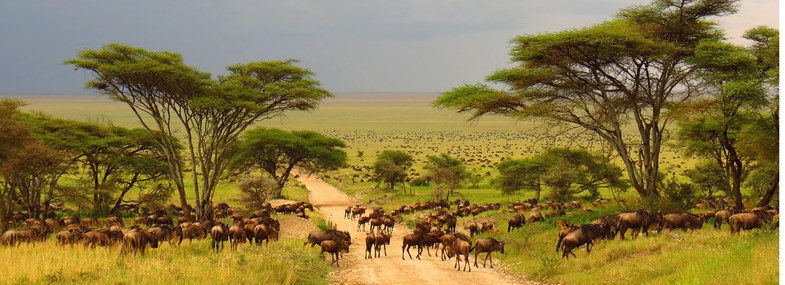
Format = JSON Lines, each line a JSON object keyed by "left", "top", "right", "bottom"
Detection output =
{"left": 298, "top": 173, "right": 532, "bottom": 285}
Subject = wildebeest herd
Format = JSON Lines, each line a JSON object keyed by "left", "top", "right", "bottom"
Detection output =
{"left": 0, "top": 201, "right": 308, "bottom": 256}
{"left": 0, "top": 195, "right": 777, "bottom": 274}
{"left": 315, "top": 196, "right": 779, "bottom": 271}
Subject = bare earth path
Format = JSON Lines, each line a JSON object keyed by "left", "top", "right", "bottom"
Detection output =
{"left": 298, "top": 173, "right": 532, "bottom": 285}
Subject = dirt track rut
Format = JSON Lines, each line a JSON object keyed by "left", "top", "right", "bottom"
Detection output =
{"left": 298, "top": 173, "right": 531, "bottom": 285}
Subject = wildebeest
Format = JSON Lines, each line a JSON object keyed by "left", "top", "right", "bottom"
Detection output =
{"left": 253, "top": 224, "right": 278, "bottom": 245}
{"left": 591, "top": 215, "right": 619, "bottom": 240}
{"left": 662, "top": 213, "right": 704, "bottom": 232}
{"left": 305, "top": 230, "right": 351, "bottom": 247}
{"left": 381, "top": 216, "right": 396, "bottom": 234}
{"left": 84, "top": 230, "right": 111, "bottom": 248}
{"left": 357, "top": 216, "right": 370, "bottom": 232}
{"left": 556, "top": 225, "right": 580, "bottom": 253}
{"left": 438, "top": 233, "right": 470, "bottom": 261}
{"left": 210, "top": 223, "right": 229, "bottom": 253}
{"left": 615, "top": 209, "right": 662, "bottom": 240}
{"left": 714, "top": 209, "right": 735, "bottom": 229}
{"left": 560, "top": 224, "right": 604, "bottom": 259}
{"left": 474, "top": 238, "right": 504, "bottom": 268}
{"left": 529, "top": 212, "right": 544, "bottom": 223}
{"left": 228, "top": 224, "right": 246, "bottom": 251}
{"left": 365, "top": 231, "right": 376, "bottom": 259}
{"left": 320, "top": 239, "right": 350, "bottom": 266}
{"left": 729, "top": 210, "right": 773, "bottom": 234}
{"left": 451, "top": 238, "right": 473, "bottom": 272}
{"left": 121, "top": 228, "right": 159, "bottom": 256}
{"left": 181, "top": 225, "right": 205, "bottom": 243}
{"left": 374, "top": 230, "right": 391, "bottom": 258}
{"left": 401, "top": 233, "right": 424, "bottom": 260}
{"left": 56, "top": 229, "right": 84, "bottom": 247}
{"left": 344, "top": 206, "right": 352, "bottom": 219}
{"left": 351, "top": 207, "right": 366, "bottom": 220}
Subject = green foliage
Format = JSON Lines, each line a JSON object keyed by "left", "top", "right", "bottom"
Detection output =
{"left": 655, "top": 176, "right": 698, "bottom": 213}
{"left": 743, "top": 26, "right": 779, "bottom": 84}
{"left": 424, "top": 153, "right": 469, "bottom": 200}
{"left": 744, "top": 164, "right": 778, "bottom": 197}
{"left": 496, "top": 157, "right": 546, "bottom": 196}
{"left": 315, "top": 217, "right": 337, "bottom": 232}
{"left": 35, "top": 116, "right": 173, "bottom": 215}
{"left": 685, "top": 161, "right": 730, "bottom": 198}
{"left": 371, "top": 150, "right": 413, "bottom": 191}
{"left": 496, "top": 148, "right": 627, "bottom": 201}
{"left": 230, "top": 128, "right": 347, "bottom": 195}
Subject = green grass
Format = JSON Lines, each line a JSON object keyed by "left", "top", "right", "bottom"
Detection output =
{"left": 464, "top": 206, "right": 779, "bottom": 285}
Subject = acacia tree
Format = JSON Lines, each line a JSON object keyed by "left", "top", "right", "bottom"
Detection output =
{"left": 67, "top": 43, "right": 331, "bottom": 220}
{"left": 0, "top": 100, "right": 68, "bottom": 220}
{"left": 31, "top": 117, "right": 173, "bottom": 215}
{"left": 496, "top": 158, "right": 547, "bottom": 199}
{"left": 435, "top": 0, "right": 739, "bottom": 198}
{"left": 229, "top": 128, "right": 347, "bottom": 196}
{"left": 676, "top": 27, "right": 777, "bottom": 210}
{"left": 742, "top": 26, "right": 779, "bottom": 207}
{"left": 424, "top": 153, "right": 470, "bottom": 201}
{"left": 372, "top": 150, "right": 413, "bottom": 192}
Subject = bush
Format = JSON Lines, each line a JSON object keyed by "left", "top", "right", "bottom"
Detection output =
{"left": 409, "top": 176, "right": 430, "bottom": 186}
{"left": 239, "top": 176, "right": 278, "bottom": 211}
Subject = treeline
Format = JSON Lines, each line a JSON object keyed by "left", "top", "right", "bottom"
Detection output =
{"left": 0, "top": 100, "right": 171, "bottom": 220}
{"left": 0, "top": 99, "right": 347, "bottom": 222}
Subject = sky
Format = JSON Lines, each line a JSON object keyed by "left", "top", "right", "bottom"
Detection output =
{"left": 0, "top": 0, "right": 778, "bottom": 94}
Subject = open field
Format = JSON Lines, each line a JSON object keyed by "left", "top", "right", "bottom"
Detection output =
{"left": 0, "top": 93, "right": 777, "bottom": 284}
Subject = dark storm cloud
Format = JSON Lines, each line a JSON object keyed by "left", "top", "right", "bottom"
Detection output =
{"left": 0, "top": 0, "right": 777, "bottom": 94}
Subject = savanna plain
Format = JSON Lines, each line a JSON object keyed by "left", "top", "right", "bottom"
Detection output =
{"left": 1, "top": 93, "right": 779, "bottom": 285}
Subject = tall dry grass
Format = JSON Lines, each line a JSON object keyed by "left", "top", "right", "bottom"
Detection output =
{"left": 0, "top": 237, "right": 330, "bottom": 285}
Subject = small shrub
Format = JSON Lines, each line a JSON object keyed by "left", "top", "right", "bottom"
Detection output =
{"left": 537, "top": 254, "right": 562, "bottom": 279}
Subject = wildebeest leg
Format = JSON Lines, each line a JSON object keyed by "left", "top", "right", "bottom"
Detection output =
{"left": 465, "top": 253, "right": 471, "bottom": 272}
{"left": 403, "top": 244, "right": 411, "bottom": 260}
{"left": 416, "top": 244, "right": 422, "bottom": 260}
{"left": 489, "top": 252, "right": 494, "bottom": 268}
{"left": 474, "top": 251, "right": 479, "bottom": 267}
{"left": 619, "top": 226, "right": 627, "bottom": 240}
